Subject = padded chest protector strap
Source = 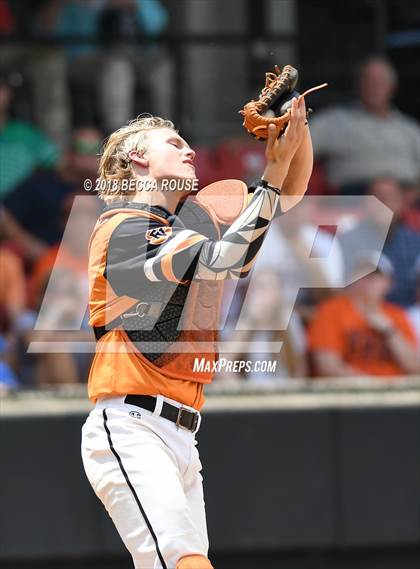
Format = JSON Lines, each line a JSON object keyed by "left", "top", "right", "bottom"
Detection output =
{"left": 193, "top": 179, "right": 248, "bottom": 225}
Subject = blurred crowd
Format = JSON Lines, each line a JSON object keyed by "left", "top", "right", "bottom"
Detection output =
{"left": 0, "top": 1, "right": 419, "bottom": 391}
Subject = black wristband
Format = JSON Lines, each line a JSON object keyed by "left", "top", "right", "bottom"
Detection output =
{"left": 259, "top": 179, "right": 282, "bottom": 196}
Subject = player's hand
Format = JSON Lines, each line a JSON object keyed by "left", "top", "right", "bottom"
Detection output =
{"left": 262, "top": 96, "right": 307, "bottom": 189}
{"left": 267, "top": 96, "right": 307, "bottom": 161}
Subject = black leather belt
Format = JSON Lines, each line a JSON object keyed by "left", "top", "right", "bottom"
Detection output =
{"left": 124, "top": 395, "right": 200, "bottom": 433}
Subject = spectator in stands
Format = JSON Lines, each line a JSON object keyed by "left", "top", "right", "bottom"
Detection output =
{"left": 0, "top": 224, "right": 26, "bottom": 332}
{"left": 308, "top": 254, "right": 418, "bottom": 378}
{"left": 250, "top": 196, "right": 344, "bottom": 322}
{"left": 37, "top": 0, "right": 172, "bottom": 132}
{"left": 406, "top": 256, "right": 420, "bottom": 348}
{"left": 0, "top": 1, "right": 69, "bottom": 147}
{"left": 0, "top": 219, "right": 27, "bottom": 391}
{"left": 0, "top": 335, "right": 19, "bottom": 392}
{"left": 310, "top": 56, "right": 420, "bottom": 197}
{"left": 218, "top": 269, "right": 307, "bottom": 382}
{"left": 339, "top": 177, "right": 419, "bottom": 306}
{"left": 28, "top": 193, "right": 99, "bottom": 310}
{"left": 3, "top": 126, "right": 102, "bottom": 261}
{"left": 25, "top": 194, "right": 99, "bottom": 387}
{"left": 0, "top": 73, "right": 58, "bottom": 199}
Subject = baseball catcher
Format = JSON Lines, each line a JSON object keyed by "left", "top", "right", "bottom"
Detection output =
{"left": 81, "top": 64, "right": 313, "bottom": 569}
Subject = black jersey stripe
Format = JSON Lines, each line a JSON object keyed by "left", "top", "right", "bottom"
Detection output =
{"left": 102, "top": 409, "right": 168, "bottom": 569}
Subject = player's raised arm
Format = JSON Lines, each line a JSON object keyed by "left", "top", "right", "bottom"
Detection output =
{"left": 261, "top": 95, "right": 311, "bottom": 212}
{"left": 140, "top": 100, "right": 307, "bottom": 283}
{"left": 280, "top": 100, "right": 314, "bottom": 211}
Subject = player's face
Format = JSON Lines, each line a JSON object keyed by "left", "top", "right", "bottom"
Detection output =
{"left": 143, "top": 128, "right": 196, "bottom": 181}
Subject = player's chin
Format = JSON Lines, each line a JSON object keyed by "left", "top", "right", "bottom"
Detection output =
{"left": 177, "top": 166, "right": 198, "bottom": 182}
{"left": 182, "top": 164, "right": 197, "bottom": 177}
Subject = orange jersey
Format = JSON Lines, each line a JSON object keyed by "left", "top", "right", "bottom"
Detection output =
{"left": 88, "top": 184, "right": 285, "bottom": 406}
{"left": 307, "top": 294, "right": 416, "bottom": 376}
{"left": 87, "top": 202, "right": 222, "bottom": 410}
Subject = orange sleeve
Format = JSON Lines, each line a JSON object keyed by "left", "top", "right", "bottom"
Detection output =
{"left": 307, "top": 298, "right": 345, "bottom": 355}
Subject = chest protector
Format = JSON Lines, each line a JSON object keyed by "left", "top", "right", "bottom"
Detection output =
{"left": 88, "top": 179, "right": 248, "bottom": 384}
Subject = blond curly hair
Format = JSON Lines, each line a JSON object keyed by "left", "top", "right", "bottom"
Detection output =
{"left": 97, "top": 115, "right": 175, "bottom": 202}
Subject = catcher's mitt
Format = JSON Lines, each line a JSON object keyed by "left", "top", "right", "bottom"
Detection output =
{"left": 239, "top": 64, "right": 327, "bottom": 140}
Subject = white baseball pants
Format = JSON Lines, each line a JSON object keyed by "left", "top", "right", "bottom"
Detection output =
{"left": 81, "top": 395, "right": 209, "bottom": 569}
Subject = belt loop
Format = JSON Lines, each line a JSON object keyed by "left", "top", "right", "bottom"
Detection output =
{"left": 153, "top": 395, "right": 164, "bottom": 416}
{"left": 194, "top": 412, "right": 202, "bottom": 435}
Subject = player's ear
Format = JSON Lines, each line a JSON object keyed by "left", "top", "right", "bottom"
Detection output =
{"left": 129, "top": 150, "right": 148, "bottom": 168}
